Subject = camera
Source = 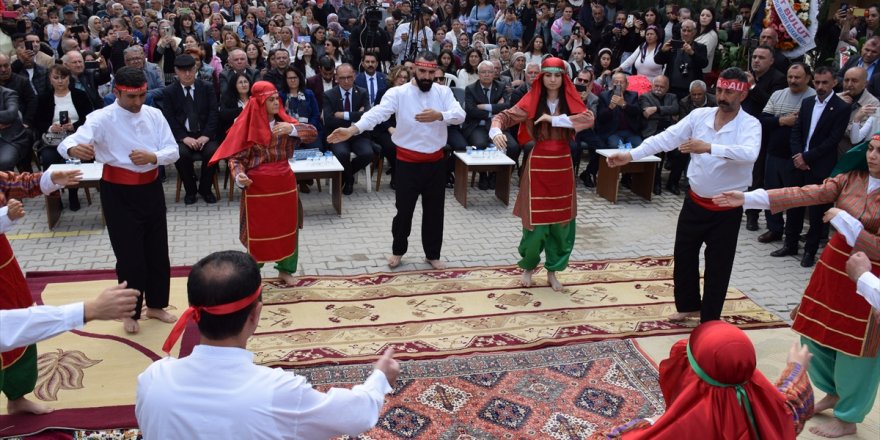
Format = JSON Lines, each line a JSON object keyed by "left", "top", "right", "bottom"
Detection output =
{"left": 71, "top": 25, "right": 84, "bottom": 34}
{"left": 59, "top": 111, "right": 70, "bottom": 125}
{"left": 85, "top": 60, "right": 100, "bottom": 69}
{"left": 24, "top": 40, "right": 33, "bottom": 51}
{"left": 575, "top": 83, "right": 587, "bottom": 92}
{"left": 670, "top": 40, "right": 684, "bottom": 49}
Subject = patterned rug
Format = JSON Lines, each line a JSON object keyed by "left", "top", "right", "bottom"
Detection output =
{"left": 2, "top": 258, "right": 782, "bottom": 436}
{"left": 250, "top": 256, "right": 785, "bottom": 367}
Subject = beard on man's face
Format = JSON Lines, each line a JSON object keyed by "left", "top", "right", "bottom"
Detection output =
{"left": 417, "top": 77, "right": 433, "bottom": 92}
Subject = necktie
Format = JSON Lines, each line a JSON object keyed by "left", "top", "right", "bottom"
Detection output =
{"left": 369, "top": 77, "right": 375, "bottom": 106}
{"left": 184, "top": 86, "right": 200, "bottom": 133}
{"left": 344, "top": 90, "right": 351, "bottom": 112}
{"left": 484, "top": 87, "right": 491, "bottom": 102}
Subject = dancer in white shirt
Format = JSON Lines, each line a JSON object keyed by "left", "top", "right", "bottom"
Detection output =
{"left": 607, "top": 68, "right": 760, "bottom": 322}
{"left": 59, "top": 67, "right": 179, "bottom": 334}
{"left": 138, "top": 251, "right": 399, "bottom": 439}
{"left": 328, "top": 51, "right": 465, "bottom": 270}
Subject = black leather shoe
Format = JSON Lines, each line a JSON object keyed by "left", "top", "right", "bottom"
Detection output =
{"left": 488, "top": 173, "right": 496, "bottom": 190}
{"left": 184, "top": 193, "right": 197, "bottom": 205}
{"left": 68, "top": 192, "right": 81, "bottom": 212}
{"left": 653, "top": 182, "right": 662, "bottom": 195}
{"left": 446, "top": 173, "right": 454, "bottom": 189}
{"left": 758, "top": 231, "right": 783, "bottom": 243}
{"left": 665, "top": 183, "right": 680, "bottom": 195}
{"left": 201, "top": 192, "right": 217, "bottom": 204}
{"left": 579, "top": 171, "right": 595, "bottom": 188}
{"left": 745, "top": 215, "right": 759, "bottom": 231}
{"left": 800, "top": 252, "right": 816, "bottom": 267}
{"left": 477, "top": 173, "right": 490, "bottom": 190}
{"left": 343, "top": 180, "right": 354, "bottom": 195}
{"left": 770, "top": 245, "right": 798, "bottom": 257}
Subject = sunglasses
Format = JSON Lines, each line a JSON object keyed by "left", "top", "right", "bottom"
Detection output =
{"left": 433, "top": 77, "right": 445, "bottom": 83}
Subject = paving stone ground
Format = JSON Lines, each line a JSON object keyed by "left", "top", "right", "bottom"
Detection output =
{"left": 9, "top": 165, "right": 813, "bottom": 320}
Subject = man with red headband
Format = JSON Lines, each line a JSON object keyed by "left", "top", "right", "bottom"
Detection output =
{"left": 488, "top": 57, "right": 595, "bottom": 291}
{"left": 714, "top": 133, "right": 880, "bottom": 438}
{"left": 606, "top": 321, "right": 815, "bottom": 439}
{"left": 327, "top": 51, "right": 465, "bottom": 270}
{"left": 608, "top": 68, "right": 761, "bottom": 323}
{"left": 59, "top": 66, "right": 179, "bottom": 335}
{"left": 208, "top": 81, "right": 317, "bottom": 285}
{"left": 137, "top": 250, "right": 399, "bottom": 438}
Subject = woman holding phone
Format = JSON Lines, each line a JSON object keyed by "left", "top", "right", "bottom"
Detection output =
{"left": 34, "top": 65, "right": 94, "bottom": 211}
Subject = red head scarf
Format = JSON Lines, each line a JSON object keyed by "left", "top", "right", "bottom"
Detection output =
{"left": 513, "top": 57, "right": 586, "bottom": 145}
{"left": 622, "top": 321, "right": 796, "bottom": 439}
{"left": 209, "top": 81, "right": 297, "bottom": 166}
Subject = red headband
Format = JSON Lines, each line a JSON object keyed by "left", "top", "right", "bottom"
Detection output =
{"left": 161, "top": 286, "right": 263, "bottom": 355}
{"left": 873, "top": 134, "right": 880, "bottom": 142}
{"left": 414, "top": 61, "right": 438, "bottom": 69}
{"left": 115, "top": 84, "right": 148, "bottom": 93}
{"left": 716, "top": 78, "right": 749, "bottom": 92}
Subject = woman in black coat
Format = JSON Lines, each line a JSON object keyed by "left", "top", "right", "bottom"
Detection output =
{"left": 35, "top": 64, "right": 95, "bottom": 210}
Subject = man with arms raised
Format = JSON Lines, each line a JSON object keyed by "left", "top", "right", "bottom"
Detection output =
{"left": 607, "top": 68, "right": 760, "bottom": 323}
{"left": 328, "top": 51, "right": 465, "bottom": 270}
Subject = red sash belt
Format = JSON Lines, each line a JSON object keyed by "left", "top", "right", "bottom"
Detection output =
{"left": 792, "top": 233, "right": 880, "bottom": 357}
{"left": 396, "top": 146, "right": 444, "bottom": 163}
{"left": 0, "top": 234, "right": 33, "bottom": 369}
{"left": 243, "top": 161, "right": 298, "bottom": 263}
{"left": 688, "top": 190, "right": 734, "bottom": 212}
{"left": 102, "top": 164, "right": 158, "bottom": 185}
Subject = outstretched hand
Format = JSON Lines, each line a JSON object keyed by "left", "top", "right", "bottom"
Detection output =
{"left": 375, "top": 347, "right": 400, "bottom": 387}
{"left": 83, "top": 282, "right": 139, "bottom": 322}
{"left": 327, "top": 126, "right": 357, "bottom": 144}
{"left": 6, "top": 199, "right": 25, "bottom": 220}
{"left": 786, "top": 340, "right": 813, "bottom": 370}
{"left": 51, "top": 169, "right": 83, "bottom": 186}
{"left": 711, "top": 191, "right": 745, "bottom": 208}
{"left": 605, "top": 152, "right": 632, "bottom": 168}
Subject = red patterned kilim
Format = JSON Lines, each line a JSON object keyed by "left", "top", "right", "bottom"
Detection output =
{"left": 301, "top": 339, "right": 664, "bottom": 439}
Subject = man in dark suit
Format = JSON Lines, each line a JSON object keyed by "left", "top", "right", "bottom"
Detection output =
{"left": 777, "top": 66, "right": 851, "bottom": 267}
{"left": 324, "top": 64, "right": 373, "bottom": 195}
{"left": 836, "top": 36, "right": 880, "bottom": 96}
{"left": 743, "top": 45, "right": 787, "bottom": 230}
{"left": 639, "top": 75, "right": 679, "bottom": 195}
{"left": 0, "top": 54, "right": 36, "bottom": 129}
{"left": 160, "top": 55, "right": 220, "bottom": 204}
{"left": 305, "top": 56, "right": 336, "bottom": 110}
{"left": 597, "top": 72, "right": 642, "bottom": 148}
{"left": 463, "top": 60, "right": 513, "bottom": 190}
{"left": 218, "top": 49, "right": 261, "bottom": 100}
{"left": 655, "top": 19, "right": 708, "bottom": 100}
{"left": 261, "top": 48, "right": 292, "bottom": 93}
{"left": 0, "top": 87, "right": 31, "bottom": 172}
{"left": 355, "top": 53, "right": 387, "bottom": 109}
{"left": 758, "top": 28, "right": 792, "bottom": 75}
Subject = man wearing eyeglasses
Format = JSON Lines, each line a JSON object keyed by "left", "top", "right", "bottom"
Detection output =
{"left": 101, "top": 46, "right": 163, "bottom": 107}
{"left": 655, "top": 19, "right": 708, "bottom": 100}
{"left": 572, "top": 69, "right": 601, "bottom": 188}
{"left": 464, "top": 60, "right": 513, "bottom": 190}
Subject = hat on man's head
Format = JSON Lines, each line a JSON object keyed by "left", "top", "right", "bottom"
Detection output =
{"left": 174, "top": 54, "right": 196, "bottom": 69}
{"left": 62, "top": 5, "right": 76, "bottom": 14}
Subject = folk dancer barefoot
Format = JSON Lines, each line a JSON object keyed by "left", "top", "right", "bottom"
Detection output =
{"left": 209, "top": 81, "right": 318, "bottom": 287}
{"left": 1, "top": 169, "right": 82, "bottom": 414}
{"left": 489, "top": 57, "right": 595, "bottom": 291}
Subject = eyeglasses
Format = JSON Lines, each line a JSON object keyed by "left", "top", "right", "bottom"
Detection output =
{"left": 574, "top": 78, "right": 586, "bottom": 83}
{"left": 433, "top": 77, "right": 445, "bottom": 83}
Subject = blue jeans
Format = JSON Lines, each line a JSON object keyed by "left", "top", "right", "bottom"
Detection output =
{"left": 606, "top": 130, "right": 643, "bottom": 149}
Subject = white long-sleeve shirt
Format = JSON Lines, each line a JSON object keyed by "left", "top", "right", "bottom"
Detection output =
{"left": 392, "top": 21, "right": 433, "bottom": 64}
{"left": 630, "top": 106, "right": 761, "bottom": 197}
{"left": 136, "top": 345, "right": 393, "bottom": 439}
{"left": 0, "top": 172, "right": 64, "bottom": 233}
{"left": 354, "top": 82, "right": 465, "bottom": 153}
{"left": 0, "top": 303, "right": 84, "bottom": 351}
{"left": 58, "top": 102, "right": 179, "bottom": 172}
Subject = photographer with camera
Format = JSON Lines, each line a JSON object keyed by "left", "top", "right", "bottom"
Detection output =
{"left": 392, "top": 5, "right": 434, "bottom": 65}
{"left": 655, "top": 19, "right": 707, "bottom": 100}
{"left": 349, "top": 3, "right": 391, "bottom": 72}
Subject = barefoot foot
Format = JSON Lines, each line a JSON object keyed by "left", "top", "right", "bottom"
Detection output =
{"left": 8, "top": 397, "right": 54, "bottom": 415}
{"left": 387, "top": 255, "right": 402, "bottom": 268}
{"left": 814, "top": 394, "right": 840, "bottom": 413}
{"left": 668, "top": 311, "right": 700, "bottom": 321}
{"left": 278, "top": 271, "right": 296, "bottom": 286}
{"left": 122, "top": 317, "right": 140, "bottom": 334}
{"left": 426, "top": 259, "right": 446, "bottom": 270}
{"left": 547, "top": 271, "right": 563, "bottom": 291}
{"left": 145, "top": 308, "right": 178, "bottom": 323}
{"left": 809, "top": 418, "right": 857, "bottom": 438}
{"left": 521, "top": 269, "right": 534, "bottom": 287}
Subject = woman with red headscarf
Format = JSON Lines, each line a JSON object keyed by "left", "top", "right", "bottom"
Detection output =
{"left": 210, "top": 81, "right": 317, "bottom": 285}
{"left": 489, "top": 57, "right": 595, "bottom": 291}
{"left": 607, "top": 321, "right": 815, "bottom": 439}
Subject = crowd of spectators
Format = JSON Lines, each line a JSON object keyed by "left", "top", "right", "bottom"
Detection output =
{"left": 0, "top": 0, "right": 876, "bottom": 208}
